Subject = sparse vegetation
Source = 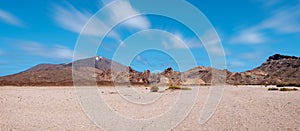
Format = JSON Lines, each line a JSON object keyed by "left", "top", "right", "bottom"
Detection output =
{"left": 109, "top": 91, "right": 118, "bottom": 94}
{"left": 276, "top": 84, "right": 285, "bottom": 87}
{"left": 167, "top": 86, "right": 192, "bottom": 90}
{"left": 276, "top": 83, "right": 300, "bottom": 87}
{"left": 279, "top": 88, "right": 298, "bottom": 91}
{"left": 284, "top": 83, "right": 300, "bottom": 87}
{"left": 181, "top": 87, "right": 192, "bottom": 90}
{"left": 150, "top": 86, "right": 159, "bottom": 92}
{"left": 268, "top": 87, "right": 298, "bottom": 91}
{"left": 168, "top": 86, "right": 181, "bottom": 90}
{"left": 268, "top": 87, "right": 279, "bottom": 91}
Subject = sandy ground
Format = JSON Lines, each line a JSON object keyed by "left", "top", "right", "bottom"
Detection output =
{"left": 0, "top": 86, "right": 299, "bottom": 130}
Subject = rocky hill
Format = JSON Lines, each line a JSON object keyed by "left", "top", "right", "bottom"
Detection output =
{"left": 227, "top": 54, "right": 300, "bottom": 85}
{"left": 0, "top": 56, "right": 147, "bottom": 86}
{"left": 0, "top": 54, "right": 299, "bottom": 86}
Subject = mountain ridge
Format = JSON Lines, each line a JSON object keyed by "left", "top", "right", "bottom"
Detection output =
{"left": 0, "top": 54, "right": 299, "bottom": 86}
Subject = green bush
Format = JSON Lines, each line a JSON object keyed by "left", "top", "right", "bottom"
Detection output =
{"left": 168, "top": 86, "right": 181, "bottom": 90}
{"left": 268, "top": 87, "right": 279, "bottom": 91}
{"left": 278, "top": 83, "right": 300, "bottom": 87}
{"left": 181, "top": 87, "right": 192, "bottom": 90}
{"left": 167, "top": 86, "right": 192, "bottom": 90}
{"left": 276, "top": 84, "right": 285, "bottom": 87}
{"left": 279, "top": 88, "right": 298, "bottom": 91}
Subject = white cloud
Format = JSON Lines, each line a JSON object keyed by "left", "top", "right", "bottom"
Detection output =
{"left": 230, "top": 3, "right": 300, "bottom": 44}
{"left": 201, "top": 29, "right": 221, "bottom": 46}
{"left": 122, "top": 16, "right": 150, "bottom": 30}
{"left": 52, "top": 2, "right": 116, "bottom": 37}
{"left": 162, "top": 32, "right": 202, "bottom": 49}
{"left": 201, "top": 29, "right": 225, "bottom": 56}
{"left": 161, "top": 40, "right": 169, "bottom": 49}
{"left": 258, "top": 0, "right": 283, "bottom": 8}
{"left": 228, "top": 60, "right": 245, "bottom": 68}
{"left": 135, "top": 55, "right": 148, "bottom": 65}
{"left": 106, "top": 0, "right": 150, "bottom": 30}
{"left": 52, "top": 1, "right": 149, "bottom": 42}
{"left": 0, "top": 9, "right": 25, "bottom": 27}
{"left": 101, "top": 0, "right": 114, "bottom": 5}
{"left": 259, "top": 6, "right": 300, "bottom": 33}
{"left": 52, "top": 3, "right": 90, "bottom": 33}
{"left": 238, "top": 52, "right": 263, "bottom": 60}
{"left": 17, "top": 41, "right": 73, "bottom": 59}
{"left": 52, "top": 45, "right": 74, "bottom": 59}
{"left": 230, "top": 30, "right": 267, "bottom": 44}
{"left": 0, "top": 50, "right": 4, "bottom": 55}
{"left": 170, "top": 33, "right": 188, "bottom": 49}
{"left": 161, "top": 29, "right": 225, "bottom": 57}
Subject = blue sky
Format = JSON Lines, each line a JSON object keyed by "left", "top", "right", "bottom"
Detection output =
{"left": 0, "top": 0, "right": 300, "bottom": 76}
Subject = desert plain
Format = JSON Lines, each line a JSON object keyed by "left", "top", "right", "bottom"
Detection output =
{"left": 0, "top": 85, "right": 299, "bottom": 130}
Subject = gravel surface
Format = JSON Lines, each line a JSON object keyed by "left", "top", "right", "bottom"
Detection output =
{"left": 0, "top": 86, "right": 299, "bottom": 130}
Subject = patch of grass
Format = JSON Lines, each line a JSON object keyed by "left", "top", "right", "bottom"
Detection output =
{"left": 276, "top": 84, "right": 285, "bottom": 87}
{"left": 277, "top": 83, "right": 300, "bottom": 87}
{"left": 268, "top": 87, "right": 279, "bottom": 91}
{"left": 279, "top": 88, "right": 298, "bottom": 91}
{"left": 181, "top": 87, "right": 192, "bottom": 90}
{"left": 167, "top": 86, "right": 192, "bottom": 90}
{"left": 168, "top": 86, "right": 181, "bottom": 90}
{"left": 109, "top": 91, "right": 118, "bottom": 94}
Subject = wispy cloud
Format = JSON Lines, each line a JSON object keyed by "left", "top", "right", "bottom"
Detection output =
{"left": 52, "top": 3, "right": 91, "bottom": 34}
{"left": 52, "top": 2, "right": 114, "bottom": 37}
{"left": 135, "top": 55, "right": 149, "bottom": 65}
{"left": 122, "top": 16, "right": 150, "bottom": 30}
{"left": 134, "top": 54, "right": 174, "bottom": 68}
{"left": 100, "top": 0, "right": 114, "bottom": 5}
{"left": 238, "top": 52, "right": 264, "bottom": 60}
{"left": 52, "top": 1, "right": 150, "bottom": 42}
{"left": 0, "top": 9, "right": 25, "bottom": 27}
{"left": 106, "top": 0, "right": 150, "bottom": 30}
{"left": 230, "top": 30, "right": 267, "bottom": 44}
{"left": 259, "top": 5, "right": 300, "bottom": 33}
{"left": 0, "top": 50, "right": 4, "bottom": 55}
{"left": 161, "top": 29, "right": 225, "bottom": 57}
{"left": 258, "top": 0, "right": 283, "bottom": 8}
{"left": 201, "top": 29, "right": 225, "bottom": 56}
{"left": 228, "top": 60, "right": 246, "bottom": 69}
{"left": 162, "top": 32, "right": 202, "bottom": 49}
{"left": 52, "top": 3, "right": 114, "bottom": 41}
{"left": 230, "top": 2, "right": 300, "bottom": 44}
{"left": 16, "top": 40, "right": 73, "bottom": 59}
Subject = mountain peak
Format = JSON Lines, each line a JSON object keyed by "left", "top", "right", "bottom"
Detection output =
{"left": 268, "top": 54, "right": 299, "bottom": 61}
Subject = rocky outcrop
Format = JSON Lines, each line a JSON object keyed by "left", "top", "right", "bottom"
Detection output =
{"left": 161, "top": 67, "right": 182, "bottom": 86}
{"left": 227, "top": 54, "right": 300, "bottom": 85}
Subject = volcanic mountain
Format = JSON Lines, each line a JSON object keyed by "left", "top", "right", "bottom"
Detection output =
{"left": 0, "top": 54, "right": 299, "bottom": 86}
{"left": 227, "top": 54, "right": 300, "bottom": 85}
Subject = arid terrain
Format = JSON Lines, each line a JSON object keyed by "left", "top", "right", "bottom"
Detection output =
{"left": 0, "top": 54, "right": 299, "bottom": 130}
{"left": 1, "top": 0, "right": 299, "bottom": 130}
{"left": 0, "top": 86, "right": 299, "bottom": 130}
{"left": 0, "top": 54, "right": 299, "bottom": 86}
